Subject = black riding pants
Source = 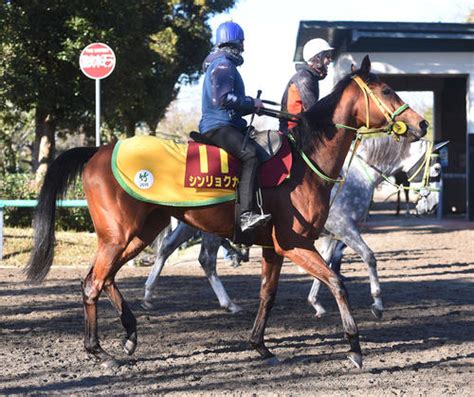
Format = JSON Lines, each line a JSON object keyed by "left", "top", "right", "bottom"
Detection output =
{"left": 204, "top": 125, "right": 260, "bottom": 213}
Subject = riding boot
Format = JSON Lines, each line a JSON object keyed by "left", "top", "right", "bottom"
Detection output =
{"left": 203, "top": 126, "right": 271, "bottom": 231}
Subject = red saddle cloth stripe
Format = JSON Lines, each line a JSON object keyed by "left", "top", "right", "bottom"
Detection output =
{"left": 184, "top": 136, "right": 292, "bottom": 189}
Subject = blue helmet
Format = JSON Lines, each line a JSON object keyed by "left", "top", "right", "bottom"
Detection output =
{"left": 215, "top": 21, "right": 245, "bottom": 47}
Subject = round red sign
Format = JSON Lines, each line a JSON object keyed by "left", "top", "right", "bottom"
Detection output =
{"left": 79, "top": 43, "right": 116, "bottom": 80}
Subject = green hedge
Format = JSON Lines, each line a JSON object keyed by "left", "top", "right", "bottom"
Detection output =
{"left": 0, "top": 173, "right": 93, "bottom": 231}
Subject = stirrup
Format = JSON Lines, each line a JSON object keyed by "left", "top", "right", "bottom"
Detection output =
{"left": 240, "top": 212, "right": 271, "bottom": 232}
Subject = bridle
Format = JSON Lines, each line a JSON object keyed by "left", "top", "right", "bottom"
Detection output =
{"left": 288, "top": 74, "right": 412, "bottom": 187}
{"left": 335, "top": 75, "right": 410, "bottom": 139}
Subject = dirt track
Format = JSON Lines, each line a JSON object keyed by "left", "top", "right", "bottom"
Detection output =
{"left": 1, "top": 215, "right": 473, "bottom": 395}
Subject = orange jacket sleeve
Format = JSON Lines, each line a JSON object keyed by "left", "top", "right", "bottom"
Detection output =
{"left": 287, "top": 83, "right": 302, "bottom": 130}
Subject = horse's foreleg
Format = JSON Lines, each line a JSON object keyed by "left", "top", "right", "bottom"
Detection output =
{"left": 249, "top": 248, "right": 283, "bottom": 361}
{"left": 199, "top": 233, "right": 242, "bottom": 313}
{"left": 284, "top": 246, "right": 362, "bottom": 368}
{"left": 143, "top": 223, "right": 196, "bottom": 309}
{"left": 308, "top": 236, "right": 338, "bottom": 317}
{"left": 341, "top": 231, "right": 383, "bottom": 320}
{"left": 396, "top": 190, "right": 401, "bottom": 216}
{"left": 330, "top": 240, "right": 347, "bottom": 276}
{"left": 404, "top": 189, "right": 411, "bottom": 216}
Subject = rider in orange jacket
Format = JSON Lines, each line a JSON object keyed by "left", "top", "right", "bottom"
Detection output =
{"left": 280, "top": 38, "right": 334, "bottom": 132}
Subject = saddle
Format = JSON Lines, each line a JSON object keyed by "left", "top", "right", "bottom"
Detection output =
{"left": 190, "top": 128, "right": 283, "bottom": 162}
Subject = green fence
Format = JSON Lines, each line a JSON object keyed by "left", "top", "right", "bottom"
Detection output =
{"left": 0, "top": 199, "right": 87, "bottom": 260}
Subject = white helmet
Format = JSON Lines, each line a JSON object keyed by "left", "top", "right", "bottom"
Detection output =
{"left": 303, "top": 38, "right": 334, "bottom": 63}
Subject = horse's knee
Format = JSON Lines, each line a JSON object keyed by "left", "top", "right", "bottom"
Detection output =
{"left": 329, "top": 276, "right": 348, "bottom": 299}
{"left": 364, "top": 252, "right": 376, "bottom": 268}
{"left": 160, "top": 244, "right": 175, "bottom": 260}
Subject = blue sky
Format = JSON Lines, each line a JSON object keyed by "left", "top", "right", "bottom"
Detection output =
{"left": 176, "top": 0, "right": 473, "bottom": 125}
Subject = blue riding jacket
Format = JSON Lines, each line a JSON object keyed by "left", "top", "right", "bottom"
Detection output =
{"left": 199, "top": 50, "right": 255, "bottom": 134}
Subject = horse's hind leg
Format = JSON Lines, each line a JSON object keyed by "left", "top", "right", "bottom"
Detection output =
{"left": 308, "top": 236, "right": 338, "bottom": 318}
{"left": 199, "top": 233, "right": 242, "bottom": 313}
{"left": 103, "top": 234, "right": 162, "bottom": 357}
{"left": 220, "top": 238, "right": 243, "bottom": 268}
{"left": 103, "top": 279, "right": 137, "bottom": 355}
{"left": 282, "top": 245, "right": 362, "bottom": 368}
{"left": 83, "top": 213, "right": 169, "bottom": 365}
{"left": 249, "top": 248, "right": 283, "bottom": 361}
{"left": 142, "top": 222, "right": 197, "bottom": 309}
{"left": 82, "top": 243, "right": 126, "bottom": 367}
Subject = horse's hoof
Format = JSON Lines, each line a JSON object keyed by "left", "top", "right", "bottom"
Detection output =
{"left": 231, "top": 260, "right": 241, "bottom": 268}
{"left": 263, "top": 356, "right": 281, "bottom": 366}
{"left": 370, "top": 304, "right": 384, "bottom": 320}
{"left": 250, "top": 341, "right": 274, "bottom": 360}
{"left": 100, "top": 358, "right": 121, "bottom": 369}
{"left": 141, "top": 300, "right": 154, "bottom": 311}
{"left": 314, "top": 307, "right": 327, "bottom": 319}
{"left": 347, "top": 352, "right": 363, "bottom": 369}
{"left": 227, "top": 303, "right": 243, "bottom": 314}
{"left": 123, "top": 338, "right": 137, "bottom": 355}
{"left": 315, "top": 311, "right": 326, "bottom": 319}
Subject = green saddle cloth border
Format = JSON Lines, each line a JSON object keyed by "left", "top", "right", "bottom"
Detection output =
{"left": 111, "top": 140, "right": 236, "bottom": 207}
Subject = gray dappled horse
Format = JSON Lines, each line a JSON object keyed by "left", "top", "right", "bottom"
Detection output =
{"left": 308, "top": 137, "right": 440, "bottom": 320}
{"left": 142, "top": 222, "right": 247, "bottom": 313}
{"left": 143, "top": 137, "right": 436, "bottom": 317}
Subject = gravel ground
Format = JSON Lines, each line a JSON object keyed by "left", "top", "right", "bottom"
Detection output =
{"left": 0, "top": 215, "right": 473, "bottom": 395}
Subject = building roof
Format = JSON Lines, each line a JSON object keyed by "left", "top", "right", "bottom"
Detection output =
{"left": 294, "top": 21, "right": 474, "bottom": 61}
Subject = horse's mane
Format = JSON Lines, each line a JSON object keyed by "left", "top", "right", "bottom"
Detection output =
{"left": 290, "top": 69, "right": 378, "bottom": 155}
{"left": 360, "top": 135, "right": 412, "bottom": 173}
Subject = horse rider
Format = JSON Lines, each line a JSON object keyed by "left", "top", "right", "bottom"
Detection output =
{"left": 198, "top": 21, "right": 271, "bottom": 232}
{"left": 280, "top": 38, "right": 334, "bottom": 132}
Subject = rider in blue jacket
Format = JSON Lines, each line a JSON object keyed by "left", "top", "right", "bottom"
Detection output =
{"left": 199, "top": 21, "right": 271, "bottom": 232}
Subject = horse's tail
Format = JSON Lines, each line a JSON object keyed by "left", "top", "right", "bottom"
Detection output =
{"left": 25, "top": 147, "right": 99, "bottom": 284}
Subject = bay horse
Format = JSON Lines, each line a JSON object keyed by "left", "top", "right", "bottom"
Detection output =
{"left": 142, "top": 137, "right": 439, "bottom": 319}
{"left": 26, "top": 56, "right": 428, "bottom": 369}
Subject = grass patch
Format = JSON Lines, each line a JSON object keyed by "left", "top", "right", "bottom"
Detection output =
{"left": 2, "top": 227, "right": 97, "bottom": 267}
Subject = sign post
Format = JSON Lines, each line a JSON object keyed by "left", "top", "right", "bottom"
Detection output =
{"left": 79, "top": 43, "right": 116, "bottom": 146}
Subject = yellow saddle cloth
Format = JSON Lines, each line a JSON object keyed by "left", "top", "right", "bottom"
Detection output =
{"left": 111, "top": 135, "right": 236, "bottom": 206}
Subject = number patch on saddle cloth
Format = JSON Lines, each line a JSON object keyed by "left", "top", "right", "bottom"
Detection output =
{"left": 184, "top": 142, "right": 240, "bottom": 190}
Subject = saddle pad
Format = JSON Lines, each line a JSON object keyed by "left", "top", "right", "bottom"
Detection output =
{"left": 112, "top": 136, "right": 236, "bottom": 206}
{"left": 112, "top": 135, "right": 292, "bottom": 207}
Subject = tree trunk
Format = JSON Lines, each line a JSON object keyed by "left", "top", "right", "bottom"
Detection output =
{"left": 125, "top": 118, "right": 136, "bottom": 137}
{"left": 33, "top": 109, "right": 56, "bottom": 189}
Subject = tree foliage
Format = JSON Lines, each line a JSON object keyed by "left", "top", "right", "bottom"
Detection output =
{"left": 0, "top": 0, "right": 236, "bottom": 172}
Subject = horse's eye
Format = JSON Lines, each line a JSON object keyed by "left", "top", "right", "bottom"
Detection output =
{"left": 382, "top": 88, "right": 392, "bottom": 95}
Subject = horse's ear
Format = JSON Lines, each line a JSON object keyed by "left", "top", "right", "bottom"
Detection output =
{"left": 360, "top": 55, "right": 371, "bottom": 76}
{"left": 351, "top": 63, "right": 356, "bottom": 73}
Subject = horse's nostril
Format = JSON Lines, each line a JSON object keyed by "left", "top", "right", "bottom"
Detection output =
{"left": 420, "top": 120, "right": 429, "bottom": 131}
